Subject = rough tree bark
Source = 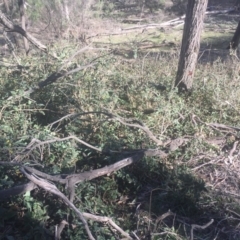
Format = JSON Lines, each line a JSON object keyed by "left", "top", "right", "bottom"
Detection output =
{"left": 3, "top": 0, "right": 10, "bottom": 13}
{"left": 175, "top": 0, "right": 208, "bottom": 92}
{"left": 18, "top": 0, "right": 29, "bottom": 54}
{"left": 228, "top": 20, "right": 240, "bottom": 50}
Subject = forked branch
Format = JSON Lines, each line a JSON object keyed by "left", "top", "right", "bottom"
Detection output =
{"left": 21, "top": 167, "right": 95, "bottom": 240}
{"left": 0, "top": 9, "right": 46, "bottom": 52}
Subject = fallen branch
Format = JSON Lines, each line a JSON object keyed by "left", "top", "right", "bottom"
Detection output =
{"left": 21, "top": 167, "right": 95, "bottom": 240}
{"left": 23, "top": 152, "right": 144, "bottom": 202}
{"left": 21, "top": 166, "right": 133, "bottom": 239}
{"left": 88, "top": 7, "right": 237, "bottom": 39}
{"left": 0, "top": 182, "right": 37, "bottom": 201}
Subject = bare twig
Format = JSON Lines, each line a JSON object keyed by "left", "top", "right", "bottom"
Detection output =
{"left": 226, "top": 208, "right": 240, "bottom": 219}
{"left": 49, "top": 111, "right": 164, "bottom": 147}
{"left": 192, "top": 157, "right": 223, "bottom": 171}
{"left": 12, "top": 135, "right": 101, "bottom": 162}
{"left": 190, "top": 219, "right": 214, "bottom": 240}
{"left": 151, "top": 231, "right": 179, "bottom": 238}
{"left": 55, "top": 220, "right": 68, "bottom": 240}
{"left": 82, "top": 212, "right": 132, "bottom": 239}
{"left": 154, "top": 210, "right": 175, "bottom": 232}
{"left": 110, "top": 114, "right": 163, "bottom": 146}
{"left": 228, "top": 141, "right": 238, "bottom": 159}
{"left": 58, "top": 46, "right": 94, "bottom": 71}
{"left": 192, "top": 114, "right": 240, "bottom": 133}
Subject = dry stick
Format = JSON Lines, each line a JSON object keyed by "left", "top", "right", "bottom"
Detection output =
{"left": 23, "top": 166, "right": 67, "bottom": 184}
{"left": 82, "top": 213, "right": 132, "bottom": 240}
{"left": 55, "top": 220, "right": 69, "bottom": 240}
{"left": 0, "top": 9, "right": 47, "bottom": 52}
{"left": 66, "top": 153, "right": 144, "bottom": 202}
{"left": 151, "top": 232, "right": 179, "bottom": 238}
{"left": 229, "top": 141, "right": 239, "bottom": 159}
{"left": 193, "top": 114, "right": 240, "bottom": 133}
{"left": 226, "top": 208, "right": 240, "bottom": 218}
{"left": 49, "top": 111, "right": 164, "bottom": 147}
{"left": 12, "top": 135, "right": 101, "bottom": 163}
{"left": 48, "top": 136, "right": 101, "bottom": 152}
{"left": 57, "top": 46, "right": 109, "bottom": 72}
{"left": 190, "top": 219, "right": 214, "bottom": 240}
{"left": 111, "top": 115, "right": 163, "bottom": 146}
{"left": 48, "top": 112, "right": 108, "bottom": 130}
{"left": 153, "top": 210, "right": 175, "bottom": 233}
{"left": 21, "top": 152, "right": 145, "bottom": 203}
{"left": 0, "top": 182, "right": 36, "bottom": 201}
{"left": 46, "top": 113, "right": 167, "bottom": 158}
{"left": 21, "top": 167, "right": 95, "bottom": 240}
{"left": 192, "top": 157, "right": 223, "bottom": 171}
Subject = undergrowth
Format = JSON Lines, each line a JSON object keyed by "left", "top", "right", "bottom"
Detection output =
{"left": 1, "top": 43, "right": 240, "bottom": 240}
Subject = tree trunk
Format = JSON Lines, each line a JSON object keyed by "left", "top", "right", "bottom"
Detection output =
{"left": 175, "top": 0, "right": 208, "bottom": 92}
{"left": 228, "top": 20, "right": 240, "bottom": 50}
{"left": 63, "top": 0, "right": 70, "bottom": 22}
{"left": 18, "top": 0, "right": 29, "bottom": 54}
{"left": 3, "top": 0, "right": 10, "bottom": 13}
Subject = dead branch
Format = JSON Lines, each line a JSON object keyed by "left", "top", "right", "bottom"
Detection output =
{"left": 82, "top": 212, "right": 132, "bottom": 239}
{"left": 48, "top": 111, "right": 186, "bottom": 153}
{"left": 21, "top": 167, "right": 95, "bottom": 240}
{"left": 110, "top": 114, "right": 163, "bottom": 146}
{"left": 58, "top": 46, "right": 94, "bottom": 71}
{"left": 48, "top": 111, "right": 164, "bottom": 146}
{"left": 153, "top": 210, "right": 175, "bottom": 232}
{"left": 192, "top": 114, "right": 240, "bottom": 133}
{"left": 55, "top": 220, "right": 69, "bottom": 240}
{"left": 12, "top": 136, "right": 102, "bottom": 162}
{"left": 18, "top": 153, "right": 143, "bottom": 202}
{"left": 22, "top": 149, "right": 163, "bottom": 186}
{"left": 229, "top": 141, "right": 239, "bottom": 159}
{"left": 21, "top": 167, "right": 132, "bottom": 239}
{"left": 226, "top": 208, "right": 240, "bottom": 218}
{"left": 192, "top": 157, "right": 223, "bottom": 171}
{"left": 0, "top": 182, "right": 36, "bottom": 201}
{"left": 151, "top": 232, "right": 179, "bottom": 238}
{"left": 190, "top": 219, "right": 214, "bottom": 240}
{"left": 0, "top": 9, "right": 47, "bottom": 52}
{"left": 6, "top": 55, "right": 97, "bottom": 102}
{"left": 88, "top": 8, "right": 237, "bottom": 40}
{"left": 208, "top": 123, "right": 240, "bottom": 132}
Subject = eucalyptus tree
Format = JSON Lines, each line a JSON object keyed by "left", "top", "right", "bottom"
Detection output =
{"left": 175, "top": 0, "right": 208, "bottom": 92}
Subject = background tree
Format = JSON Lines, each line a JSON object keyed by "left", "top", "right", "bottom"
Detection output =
{"left": 175, "top": 0, "right": 208, "bottom": 92}
{"left": 18, "top": 0, "right": 29, "bottom": 54}
{"left": 228, "top": 20, "right": 240, "bottom": 50}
